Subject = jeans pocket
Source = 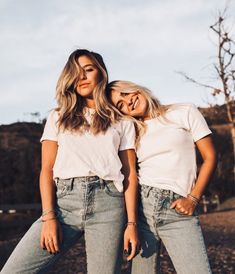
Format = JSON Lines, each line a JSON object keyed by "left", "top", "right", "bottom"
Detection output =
{"left": 140, "top": 185, "right": 152, "bottom": 198}
{"left": 55, "top": 179, "right": 72, "bottom": 199}
{"left": 104, "top": 183, "right": 123, "bottom": 197}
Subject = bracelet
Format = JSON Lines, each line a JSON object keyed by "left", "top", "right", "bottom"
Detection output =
{"left": 187, "top": 194, "right": 200, "bottom": 205}
{"left": 127, "top": 221, "right": 137, "bottom": 226}
{"left": 41, "top": 217, "right": 58, "bottom": 222}
{"left": 41, "top": 209, "right": 56, "bottom": 217}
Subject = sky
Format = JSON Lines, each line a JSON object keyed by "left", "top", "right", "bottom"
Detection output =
{"left": 0, "top": 0, "right": 234, "bottom": 124}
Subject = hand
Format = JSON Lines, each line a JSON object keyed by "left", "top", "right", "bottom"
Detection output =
{"left": 170, "top": 197, "right": 196, "bottom": 216}
{"left": 40, "top": 218, "right": 63, "bottom": 254}
{"left": 123, "top": 224, "right": 139, "bottom": 261}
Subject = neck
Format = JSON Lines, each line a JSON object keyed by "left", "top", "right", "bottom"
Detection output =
{"left": 143, "top": 110, "right": 151, "bottom": 120}
{"left": 85, "top": 98, "right": 95, "bottom": 109}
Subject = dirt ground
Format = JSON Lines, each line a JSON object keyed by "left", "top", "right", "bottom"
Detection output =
{"left": 0, "top": 209, "right": 235, "bottom": 274}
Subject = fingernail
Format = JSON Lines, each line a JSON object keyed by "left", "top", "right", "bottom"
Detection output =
{"left": 124, "top": 250, "right": 128, "bottom": 255}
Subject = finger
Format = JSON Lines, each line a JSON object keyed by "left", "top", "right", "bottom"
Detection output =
{"left": 123, "top": 237, "right": 129, "bottom": 253}
{"left": 46, "top": 238, "right": 55, "bottom": 253}
{"left": 53, "top": 236, "right": 60, "bottom": 253}
{"left": 127, "top": 242, "right": 137, "bottom": 261}
{"left": 170, "top": 200, "right": 177, "bottom": 209}
{"left": 49, "top": 239, "right": 56, "bottom": 254}
{"left": 45, "top": 240, "right": 51, "bottom": 253}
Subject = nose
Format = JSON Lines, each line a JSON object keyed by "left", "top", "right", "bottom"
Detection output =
{"left": 79, "top": 69, "right": 87, "bottom": 80}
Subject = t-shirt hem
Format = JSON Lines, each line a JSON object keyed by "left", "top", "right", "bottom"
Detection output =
{"left": 138, "top": 180, "right": 188, "bottom": 197}
{"left": 40, "top": 136, "right": 58, "bottom": 143}
{"left": 119, "top": 146, "right": 136, "bottom": 151}
{"left": 193, "top": 130, "right": 212, "bottom": 142}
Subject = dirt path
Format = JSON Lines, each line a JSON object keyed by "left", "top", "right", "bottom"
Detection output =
{"left": 1, "top": 209, "right": 235, "bottom": 273}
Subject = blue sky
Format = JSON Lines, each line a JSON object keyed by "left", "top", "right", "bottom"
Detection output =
{"left": 0, "top": 0, "right": 234, "bottom": 124}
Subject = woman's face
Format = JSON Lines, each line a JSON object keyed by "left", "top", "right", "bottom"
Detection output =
{"left": 111, "top": 90, "right": 149, "bottom": 118}
{"left": 76, "top": 55, "right": 101, "bottom": 98}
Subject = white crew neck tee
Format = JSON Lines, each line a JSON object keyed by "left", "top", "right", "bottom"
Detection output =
{"left": 40, "top": 109, "right": 135, "bottom": 192}
{"left": 137, "top": 103, "right": 212, "bottom": 197}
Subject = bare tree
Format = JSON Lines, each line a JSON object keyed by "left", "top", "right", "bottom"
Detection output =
{"left": 178, "top": 9, "right": 235, "bottom": 160}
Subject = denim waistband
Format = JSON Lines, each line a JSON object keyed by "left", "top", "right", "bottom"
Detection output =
{"left": 140, "top": 184, "right": 181, "bottom": 200}
{"left": 55, "top": 176, "right": 113, "bottom": 185}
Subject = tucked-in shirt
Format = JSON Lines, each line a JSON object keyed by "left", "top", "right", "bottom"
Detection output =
{"left": 40, "top": 109, "right": 135, "bottom": 192}
{"left": 137, "top": 103, "right": 212, "bottom": 197}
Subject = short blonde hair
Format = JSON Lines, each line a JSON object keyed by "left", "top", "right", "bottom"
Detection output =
{"left": 107, "top": 80, "right": 168, "bottom": 146}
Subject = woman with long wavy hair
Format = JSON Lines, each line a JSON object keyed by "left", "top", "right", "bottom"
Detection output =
{"left": 1, "top": 51, "right": 138, "bottom": 274}
{"left": 107, "top": 80, "right": 217, "bottom": 274}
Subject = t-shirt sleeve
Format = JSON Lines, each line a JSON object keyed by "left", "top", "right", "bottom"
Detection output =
{"left": 119, "top": 120, "right": 136, "bottom": 151}
{"left": 187, "top": 104, "right": 212, "bottom": 142}
{"left": 40, "top": 110, "right": 59, "bottom": 142}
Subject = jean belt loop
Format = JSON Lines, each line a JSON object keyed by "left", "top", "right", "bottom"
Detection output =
{"left": 99, "top": 178, "right": 105, "bottom": 189}
{"left": 143, "top": 185, "right": 151, "bottom": 198}
{"left": 70, "top": 178, "right": 74, "bottom": 191}
{"left": 170, "top": 190, "right": 174, "bottom": 202}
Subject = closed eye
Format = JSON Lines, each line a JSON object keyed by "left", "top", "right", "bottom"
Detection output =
{"left": 116, "top": 101, "right": 124, "bottom": 110}
{"left": 85, "top": 68, "right": 94, "bottom": 72}
{"left": 120, "top": 92, "right": 128, "bottom": 97}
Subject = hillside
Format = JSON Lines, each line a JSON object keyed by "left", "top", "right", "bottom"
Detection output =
{"left": 0, "top": 105, "right": 234, "bottom": 204}
{"left": 0, "top": 122, "right": 42, "bottom": 204}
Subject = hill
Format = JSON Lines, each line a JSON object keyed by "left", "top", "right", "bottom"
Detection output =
{"left": 0, "top": 105, "right": 234, "bottom": 204}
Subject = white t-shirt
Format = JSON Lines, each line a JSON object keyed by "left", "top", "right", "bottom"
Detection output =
{"left": 40, "top": 109, "right": 135, "bottom": 192}
{"left": 137, "top": 103, "right": 212, "bottom": 197}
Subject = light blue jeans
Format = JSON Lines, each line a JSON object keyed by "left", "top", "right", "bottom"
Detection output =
{"left": 131, "top": 185, "right": 212, "bottom": 274}
{"left": 1, "top": 176, "right": 125, "bottom": 274}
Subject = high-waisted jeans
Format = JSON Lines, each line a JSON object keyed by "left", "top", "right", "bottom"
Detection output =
{"left": 1, "top": 176, "right": 125, "bottom": 274}
{"left": 131, "top": 185, "right": 212, "bottom": 274}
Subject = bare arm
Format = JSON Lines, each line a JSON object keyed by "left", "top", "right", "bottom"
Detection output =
{"left": 40, "top": 140, "right": 62, "bottom": 253}
{"left": 40, "top": 140, "right": 58, "bottom": 212}
{"left": 119, "top": 149, "right": 139, "bottom": 261}
{"left": 171, "top": 135, "right": 217, "bottom": 215}
{"left": 190, "top": 135, "right": 217, "bottom": 199}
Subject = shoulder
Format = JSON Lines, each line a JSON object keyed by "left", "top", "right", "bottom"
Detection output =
{"left": 165, "top": 103, "right": 196, "bottom": 118}
{"left": 46, "top": 109, "right": 59, "bottom": 122}
{"left": 167, "top": 103, "right": 196, "bottom": 113}
{"left": 112, "top": 117, "right": 135, "bottom": 135}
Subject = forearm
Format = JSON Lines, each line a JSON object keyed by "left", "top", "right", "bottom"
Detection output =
{"left": 39, "top": 168, "right": 56, "bottom": 212}
{"left": 190, "top": 156, "right": 217, "bottom": 200}
{"left": 123, "top": 173, "right": 138, "bottom": 222}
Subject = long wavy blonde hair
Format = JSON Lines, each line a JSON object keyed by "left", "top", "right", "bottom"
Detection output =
{"left": 106, "top": 80, "right": 169, "bottom": 145}
{"left": 56, "top": 49, "right": 117, "bottom": 134}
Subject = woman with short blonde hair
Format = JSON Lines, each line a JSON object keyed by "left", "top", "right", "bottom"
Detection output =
{"left": 107, "top": 80, "right": 216, "bottom": 274}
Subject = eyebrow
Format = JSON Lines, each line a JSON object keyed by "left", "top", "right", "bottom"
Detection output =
{"left": 82, "top": 64, "right": 95, "bottom": 68}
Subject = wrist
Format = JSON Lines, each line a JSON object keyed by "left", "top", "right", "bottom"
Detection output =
{"left": 42, "top": 209, "right": 56, "bottom": 216}
{"left": 187, "top": 194, "right": 200, "bottom": 205}
{"left": 126, "top": 221, "right": 137, "bottom": 226}
{"left": 41, "top": 209, "right": 57, "bottom": 220}
{"left": 41, "top": 216, "right": 58, "bottom": 222}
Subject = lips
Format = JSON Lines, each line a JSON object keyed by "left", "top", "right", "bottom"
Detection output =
{"left": 79, "top": 83, "right": 89, "bottom": 88}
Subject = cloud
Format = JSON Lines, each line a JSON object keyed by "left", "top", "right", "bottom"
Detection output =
{"left": 0, "top": 0, "right": 234, "bottom": 123}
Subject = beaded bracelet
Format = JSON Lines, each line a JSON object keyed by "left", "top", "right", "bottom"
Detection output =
{"left": 41, "top": 209, "right": 56, "bottom": 217}
{"left": 187, "top": 194, "right": 200, "bottom": 205}
{"left": 41, "top": 217, "right": 58, "bottom": 222}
